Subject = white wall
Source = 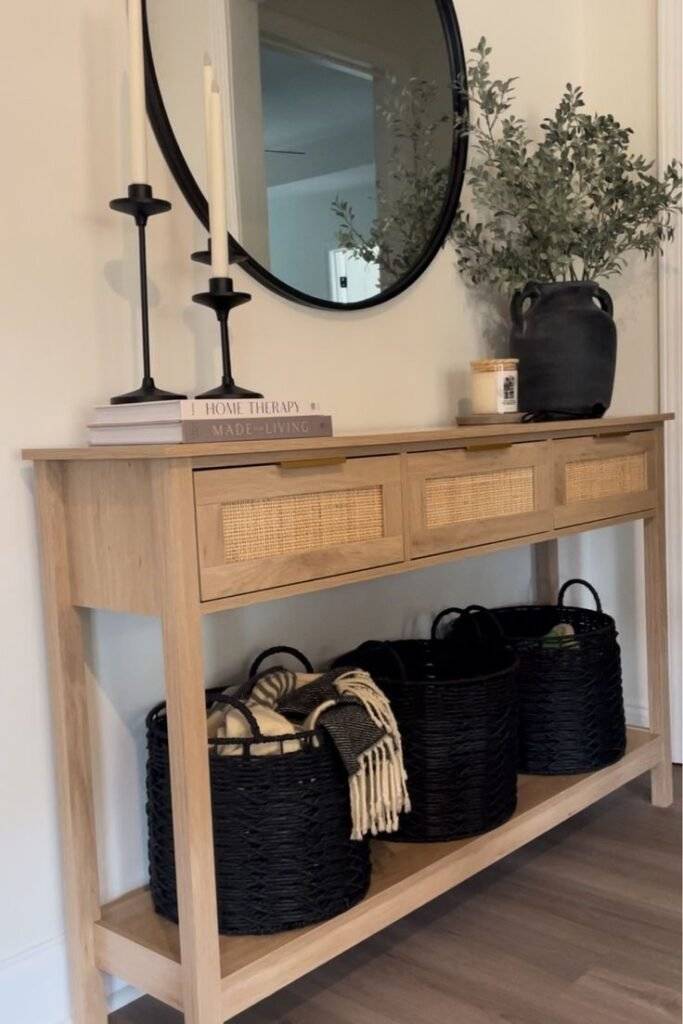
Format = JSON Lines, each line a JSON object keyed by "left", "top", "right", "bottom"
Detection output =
{"left": 0, "top": 2, "right": 664, "bottom": 1022}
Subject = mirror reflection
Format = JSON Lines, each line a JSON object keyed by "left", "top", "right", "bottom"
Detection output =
{"left": 147, "top": 0, "right": 463, "bottom": 306}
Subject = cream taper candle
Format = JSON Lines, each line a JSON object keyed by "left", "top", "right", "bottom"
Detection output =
{"left": 203, "top": 55, "right": 214, "bottom": 173}
{"left": 127, "top": 0, "right": 148, "bottom": 183}
{"left": 202, "top": 56, "right": 218, "bottom": 257}
{"left": 208, "top": 82, "right": 230, "bottom": 277}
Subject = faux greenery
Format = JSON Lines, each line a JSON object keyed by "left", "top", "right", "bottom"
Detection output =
{"left": 332, "top": 77, "right": 451, "bottom": 282}
{"left": 452, "top": 38, "right": 682, "bottom": 291}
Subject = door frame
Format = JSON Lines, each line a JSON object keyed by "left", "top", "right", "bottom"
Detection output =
{"left": 657, "top": 0, "right": 682, "bottom": 761}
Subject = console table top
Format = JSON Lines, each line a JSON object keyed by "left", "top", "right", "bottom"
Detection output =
{"left": 22, "top": 413, "right": 672, "bottom": 461}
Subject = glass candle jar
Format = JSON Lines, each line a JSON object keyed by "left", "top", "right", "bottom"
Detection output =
{"left": 470, "top": 359, "right": 519, "bottom": 414}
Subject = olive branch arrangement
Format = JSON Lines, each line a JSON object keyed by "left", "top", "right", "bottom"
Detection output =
{"left": 451, "top": 38, "right": 681, "bottom": 292}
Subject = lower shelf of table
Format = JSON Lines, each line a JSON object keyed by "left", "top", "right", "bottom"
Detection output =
{"left": 94, "top": 727, "right": 662, "bottom": 1020}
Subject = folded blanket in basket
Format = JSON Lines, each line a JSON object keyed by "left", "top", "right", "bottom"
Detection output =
{"left": 208, "top": 668, "right": 410, "bottom": 841}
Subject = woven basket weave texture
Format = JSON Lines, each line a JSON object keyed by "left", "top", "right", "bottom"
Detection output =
{"left": 221, "top": 486, "right": 383, "bottom": 563}
{"left": 423, "top": 466, "right": 536, "bottom": 528}
{"left": 146, "top": 691, "right": 371, "bottom": 936}
{"left": 446, "top": 582, "right": 627, "bottom": 775}
{"left": 425, "top": 467, "right": 535, "bottom": 527}
{"left": 333, "top": 635, "right": 518, "bottom": 842}
{"left": 565, "top": 453, "right": 646, "bottom": 503}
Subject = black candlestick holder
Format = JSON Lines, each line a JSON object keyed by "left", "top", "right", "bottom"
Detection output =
{"left": 191, "top": 236, "right": 248, "bottom": 267}
{"left": 192, "top": 277, "right": 263, "bottom": 399}
{"left": 109, "top": 183, "right": 186, "bottom": 404}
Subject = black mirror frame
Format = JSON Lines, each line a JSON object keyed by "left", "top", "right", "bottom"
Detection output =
{"left": 142, "top": 0, "right": 468, "bottom": 312}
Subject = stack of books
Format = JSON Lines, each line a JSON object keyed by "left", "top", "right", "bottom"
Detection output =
{"left": 87, "top": 398, "right": 333, "bottom": 445}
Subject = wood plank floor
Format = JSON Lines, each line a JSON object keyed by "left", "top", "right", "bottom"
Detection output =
{"left": 111, "top": 770, "right": 681, "bottom": 1024}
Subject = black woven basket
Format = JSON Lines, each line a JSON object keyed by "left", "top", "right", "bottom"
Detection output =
{"left": 443, "top": 580, "right": 627, "bottom": 775}
{"left": 146, "top": 649, "right": 371, "bottom": 936}
{"left": 332, "top": 610, "right": 519, "bottom": 842}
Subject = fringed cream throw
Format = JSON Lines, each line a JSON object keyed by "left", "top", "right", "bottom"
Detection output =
{"left": 208, "top": 668, "right": 410, "bottom": 840}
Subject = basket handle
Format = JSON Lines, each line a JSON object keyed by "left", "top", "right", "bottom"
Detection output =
{"left": 431, "top": 607, "right": 464, "bottom": 640}
{"left": 431, "top": 605, "right": 504, "bottom": 641}
{"left": 207, "top": 697, "right": 265, "bottom": 741}
{"left": 462, "top": 605, "right": 506, "bottom": 639}
{"left": 339, "top": 640, "right": 409, "bottom": 682}
{"left": 557, "top": 579, "right": 602, "bottom": 612}
{"left": 249, "top": 645, "right": 314, "bottom": 678}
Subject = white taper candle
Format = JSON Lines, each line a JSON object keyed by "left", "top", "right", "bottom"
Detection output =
{"left": 202, "top": 55, "right": 218, "bottom": 259}
{"left": 127, "top": 0, "right": 148, "bottom": 183}
{"left": 208, "top": 82, "right": 230, "bottom": 277}
{"left": 203, "top": 55, "right": 214, "bottom": 178}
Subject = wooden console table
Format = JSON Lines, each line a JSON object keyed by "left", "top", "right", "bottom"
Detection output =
{"left": 24, "top": 414, "right": 674, "bottom": 1024}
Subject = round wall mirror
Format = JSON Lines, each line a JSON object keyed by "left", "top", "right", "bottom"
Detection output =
{"left": 144, "top": 0, "right": 467, "bottom": 310}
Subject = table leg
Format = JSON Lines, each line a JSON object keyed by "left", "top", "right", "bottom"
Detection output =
{"left": 151, "top": 460, "right": 223, "bottom": 1023}
{"left": 644, "top": 428, "right": 674, "bottom": 807}
{"left": 34, "top": 462, "right": 108, "bottom": 1023}
{"left": 533, "top": 538, "right": 560, "bottom": 604}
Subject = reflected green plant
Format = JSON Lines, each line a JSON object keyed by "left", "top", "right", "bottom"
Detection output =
{"left": 332, "top": 77, "right": 453, "bottom": 282}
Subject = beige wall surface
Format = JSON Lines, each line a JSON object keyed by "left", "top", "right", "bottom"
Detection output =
{"left": 0, "top": 1, "right": 662, "bottom": 1020}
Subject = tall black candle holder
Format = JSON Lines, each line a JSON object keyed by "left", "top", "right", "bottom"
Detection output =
{"left": 192, "top": 277, "right": 263, "bottom": 399}
{"left": 191, "top": 236, "right": 246, "bottom": 267}
{"left": 109, "top": 183, "right": 186, "bottom": 404}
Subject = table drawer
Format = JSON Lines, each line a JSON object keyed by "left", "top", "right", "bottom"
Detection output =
{"left": 194, "top": 455, "right": 404, "bottom": 600}
{"left": 406, "top": 441, "right": 553, "bottom": 558}
{"left": 554, "top": 430, "right": 657, "bottom": 527}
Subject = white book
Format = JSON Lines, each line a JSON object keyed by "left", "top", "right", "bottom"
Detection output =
{"left": 87, "top": 415, "right": 334, "bottom": 445}
{"left": 91, "top": 398, "right": 323, "bottom": 425}
{"left": 89, "top": 422, "right": 185, "bottom": 443}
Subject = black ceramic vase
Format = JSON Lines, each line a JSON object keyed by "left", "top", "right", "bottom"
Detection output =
{"left": 510, "top": 281, "right": 617, "bottom": 418}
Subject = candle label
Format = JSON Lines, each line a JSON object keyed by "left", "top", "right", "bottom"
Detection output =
{"left": 496, "top": 370, "right": 518, "bottom": 412}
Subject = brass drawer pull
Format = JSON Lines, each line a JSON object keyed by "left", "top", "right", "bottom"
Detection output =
{"left": 464, "top": 443, "right": 514, "bottom": 453}
{"left": 279, "top": 456, "right": 347, "bottom": 470}
{"left": 593, "top": 431, "right": 632, "bottom": 441}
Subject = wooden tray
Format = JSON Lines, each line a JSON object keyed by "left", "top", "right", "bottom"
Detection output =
{"left": 457, "top": 412, "right": 526, "bottom": 425}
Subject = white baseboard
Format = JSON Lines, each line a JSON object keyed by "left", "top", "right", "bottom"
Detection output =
{"left": 0, "top": 937, "right": 70, "bottom": 1024}
{"left": 625, "top": 702, "right": 649, "bottom": 729}
{"left": 0, "top": 935, "right": 138, "bottom": 1024}
{"left": 105, "top": 983, "right": 140, "bottom": 1018}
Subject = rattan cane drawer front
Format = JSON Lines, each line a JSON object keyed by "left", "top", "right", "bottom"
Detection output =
{"left": 554, "top": 431, "right": 656, "bottom": 527}
{"left": 194, "top": 456, "right": 404, "bottom": 600}
{"left": 406, "top": 441, "right": 553, "bottom": 558}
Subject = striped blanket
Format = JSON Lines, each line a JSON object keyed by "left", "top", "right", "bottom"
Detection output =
{"left": 208, "top": 667, "right": 410, "bottom": 840}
